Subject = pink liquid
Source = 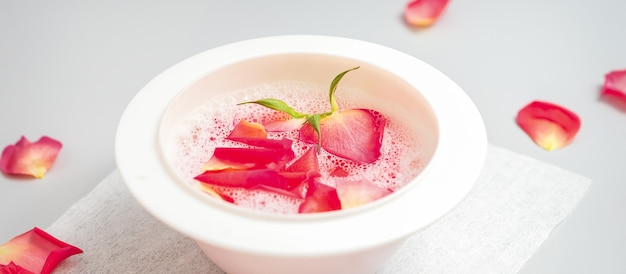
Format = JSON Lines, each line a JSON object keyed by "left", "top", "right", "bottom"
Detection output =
{"left": 167, "top": 81, "right": 425, "bottom": 214}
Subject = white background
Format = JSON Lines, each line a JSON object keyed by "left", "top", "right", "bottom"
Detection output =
{"left": 1, "top": 1, "right": 625, "bottom": 273}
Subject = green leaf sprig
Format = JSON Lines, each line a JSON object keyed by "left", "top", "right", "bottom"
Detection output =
{"left": 238, "top": 66, "right": 360, "bottom": 150}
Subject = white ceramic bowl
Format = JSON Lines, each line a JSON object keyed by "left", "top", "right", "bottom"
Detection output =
{"left": 115, "top": 35, "right": 487, "bottom": 274}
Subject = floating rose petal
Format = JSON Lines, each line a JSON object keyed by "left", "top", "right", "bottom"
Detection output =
{"left": 299, "top": 109, "right": 385, "bottom": 164}
{"left": 226, "top": 137, "right": 293, "bottom": 150}
{"left": 263, "top": 118, "right": 306, "bottom": 132}
{"left": 195, "top": 168, "right": 288, "bottom": 190}
{"left": 601, "top": 69, "right": 626, "bottom": 102}
{"left": 0, "top": 136, "right": 62, "bottom": 179}
{"left": 329, "top": 166, "right": 349, "bottom": 177}
{"left": 227, "top": 119, "right": 267, "bottom": 139}
{"left": 298, "top": 181, "right": 341, "bottom": 213}
{"left": 0, "top": 227, "right": 82, "bottom": 274}
{"left": 404, "top": 0, "right": 450, "bottom": 27}
{"left": 335, "top": 178, "right": 392, "bottom": 209}
{"left": 285, "top": 147, "right": 319, "bottom": 173}
{"left": 202, "top": 145, "right": 295, "bottom": 171}
{"left": 278, "top": 172, "right": 319, "bottom": 198}
{"left": 516, "top": 101, "right": 581, "bottom": 151}
{"left": 198, "top": 184, "right": 235, "bottom": 203}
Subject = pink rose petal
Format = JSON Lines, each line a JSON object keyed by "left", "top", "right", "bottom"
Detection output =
{"left": 601, "top": 69, "right": 626, "bottom": 111}
{"left": 335, "top": 177, "right": 392, "bottom": 209}
{"left": 601, "top": 69, "right": 626, "bottom": 100}
{"left": 299, "top": 109, "right": 385, "bottom": 164}
{"left": 516, "top": 101, "right": 581, "bottom": 151}
{"left": 404, "top": 0, "right": 450, "bottom": 27}
{"left": 227, "top": 119, "right": 267, "bottom": 139}
{"left": 263, "top": 118, "right": 306, "bottom": 132}
{"left": 195, "top": 168, "right": 288, "bottom": 191}
{"left": 298, "top": 181, "right": 341, "bottom": 214}
{"left": 0, "top": 228, "right": 82, "bottom": 274}
{"left": 0, "top": 261, "right": 35, "bottom": 274}
{"left": 0, "top": 136, "right": 62, "bottom": 179}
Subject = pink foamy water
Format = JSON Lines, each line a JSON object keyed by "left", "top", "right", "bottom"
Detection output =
{"left": 166, "top": 80, "right": 425, "bottom": 214}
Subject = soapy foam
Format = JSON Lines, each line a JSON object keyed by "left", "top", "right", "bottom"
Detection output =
{"left": 167, "top": 81, "right": 425, "bottom": 214}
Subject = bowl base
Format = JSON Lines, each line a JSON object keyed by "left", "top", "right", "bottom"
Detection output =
{"left": 196, "top": 238, "right": 407, "bottom": 274}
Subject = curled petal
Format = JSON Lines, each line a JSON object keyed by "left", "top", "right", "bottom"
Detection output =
{"left": 404, "top": 0, "right": 450, "bottom": 27}
{"left": 0, "top": 228, "right": 82, "bottom": 274}
{"left": 516, "top": 101, "right": 581, "bottom": 151}
{"left": 601, "top": 69, "right": 626, "bottom": 103}
{"left": 0, "top": 136, "right": 62, "bottom": 179}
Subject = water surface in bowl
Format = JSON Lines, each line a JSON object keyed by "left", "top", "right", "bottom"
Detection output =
{"left": 165, "top": 79, "right": 427, "bottom": 213}
{"left": 158, "top": 53, "right": 439, "bottom": 215}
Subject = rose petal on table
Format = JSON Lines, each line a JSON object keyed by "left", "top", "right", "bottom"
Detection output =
{"left": 404, "top": 0, "right": 450, "bottom": 27}
{"left": 0, "top": 261, "right": 35, "bottom": 274}
{"left": 0, "top": 136, "right": 62, "bottom": 179}
{"left": 601, "top": 69, "right": 626, "bottom": 101}
{"left": 0, "top": 227, "right": 82, "bottom": 274}
{"left": 516, "top": 101, "right": 581, "bottom": 151}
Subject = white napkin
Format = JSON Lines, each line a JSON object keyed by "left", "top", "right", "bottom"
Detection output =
{"left": 48, "top": 145, "right": 591, "bottom": 274}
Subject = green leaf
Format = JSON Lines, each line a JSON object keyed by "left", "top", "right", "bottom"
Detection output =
{"left": 329, "top": 66, "right": 360, "bottom": 112}
{"left": 306, "top": 114, "right": 322, "bottom": 151}
{"left": 236, "top": 66, "right": 362, "bottom": 154}
{"left": 239, "top": 98, "right": 306, "bottom": 118}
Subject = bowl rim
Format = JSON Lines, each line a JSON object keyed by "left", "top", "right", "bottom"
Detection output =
{"left": 115, "top": 35, "right": 487, "bottom": 256}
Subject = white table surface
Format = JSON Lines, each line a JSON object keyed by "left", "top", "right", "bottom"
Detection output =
{"left": 1, "top": 1, "right": 625, "bottom": 273}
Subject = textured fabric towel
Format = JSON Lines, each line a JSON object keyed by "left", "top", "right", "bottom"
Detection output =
{"left": 48, "top": 145, "right": 591, "bottom": 273}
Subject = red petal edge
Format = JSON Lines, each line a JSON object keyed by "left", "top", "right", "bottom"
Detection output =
{"left": 516, "top": 101, "right": 581, "bottom": 151}
{"left": 0, "top": 227, "right": 82, "bottom": 274}
{"left": 602, "top": 69, "right": 626, "bottom": 99}
{"left": 0, "top": 136, "right": 62, "bottom": 179}
{"left": 601, "top": 69, "right": 626, "bottom": 111}
{"left": 404, "top": 0, "right": 451, "bottom": 27}
{"left": 0, "top": 261, "right": 35, "bottom": 274}
{"left": 298, "top": 181, "right": 341, "bottom": 213}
